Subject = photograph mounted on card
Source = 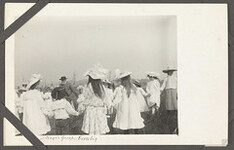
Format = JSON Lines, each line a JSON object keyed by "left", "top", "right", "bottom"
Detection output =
{"left": 4, "top": 3, "right": 228, "bottom": 146}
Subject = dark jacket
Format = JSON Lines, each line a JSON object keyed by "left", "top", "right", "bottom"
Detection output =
{"left": 59, "top": 82, "right": 79, "bottom": 102}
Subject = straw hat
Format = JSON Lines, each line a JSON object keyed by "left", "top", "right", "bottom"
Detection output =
{"left": 118, "top": 71, "right": 132, "bottom": 79}
{"left": 84, "top": 64, "right": 109, "bottom": 80}
{"left": 110, "top": 69, "right": 121, "bottom": 81}
{"left": 26, "top": 74, "right": 42, "bottom": 90}
{"left": 147, "top": 72, "right": 160, "bottom": 79}
{"left": 162, "top": 66, "right": 177, "bottom": 73}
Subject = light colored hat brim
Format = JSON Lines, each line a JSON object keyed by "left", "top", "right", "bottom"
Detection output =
{"left": 118, "top": 72, "right": 132, "bottom": 79}
{"left": 84, "top": 64, "right": 109, "bottom": 80}
{"left": 26, "top": 78, "right": 40, "bottom": 90}
{"left": 86, "top": 71, "right": 107, "bottom": 80}
{"left": 147, "top": 72, "right": 160, "bottom": 79}
{"left": 26, "top": 74, "right": 42, "bottom": 90}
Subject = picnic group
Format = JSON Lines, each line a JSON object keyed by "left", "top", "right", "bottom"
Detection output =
{"left": 15, "top": 65, "right": 178, "bottom": 135}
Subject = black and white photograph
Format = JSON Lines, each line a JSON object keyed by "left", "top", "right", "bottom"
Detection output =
{"left": 14, "top": 15, "right": 177, "bottom": 136}
{"left": 4, "top": 4, "right": 228, "bottom": 146}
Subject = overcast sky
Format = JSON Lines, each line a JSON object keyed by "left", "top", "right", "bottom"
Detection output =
{"left": 15, "top": 16, "right": 177, "bottom": 86}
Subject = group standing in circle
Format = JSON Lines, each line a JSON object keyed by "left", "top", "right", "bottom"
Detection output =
{"left": 15, "top": 65, "right": 178, "bottom": 135}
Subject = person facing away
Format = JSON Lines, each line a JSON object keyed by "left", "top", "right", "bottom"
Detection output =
{"left": 50, "top": 87, "right": 80, "bottom": 135}
{"left": 21, "top": 74, "right": 51, "bottom": 135}
{"left": 133, "top": 79, "right": 150, "bottom": 113}
{"left": 161, "top": 67, "right": 178, "bottom": 134}
{"left": 78, "top": 74, "right": 110, "bottom": 135}
{"left": 112, "top": 71, "right": 144, "bottom": 134}
{"left": 146, "top": 72, "right": 161, "bottom": 115}
{"left": 59, "top": 76, "right": 79, "bottom": 110}
{"left": 160, "top": 67, "right": 177, "bottom": 111}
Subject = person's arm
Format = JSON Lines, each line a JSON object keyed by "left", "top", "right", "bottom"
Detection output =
{"left": 112, "top": 87, "right": 123, "bottom": 106}
{"left": 69, "top": 83, "right": 79, "bottom": 97}
{"left": 160, "top": 78, "right": 167, "bottom": 92}
{"left": 65, "top": 101, "right": 79, "bottom": 116}
{"left": 140, "top": 88, "right": 150, "bottom": 97}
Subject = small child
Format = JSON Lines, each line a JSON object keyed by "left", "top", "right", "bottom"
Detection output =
{"left": 50, "top": 87, "right": 80, "bottom": 135}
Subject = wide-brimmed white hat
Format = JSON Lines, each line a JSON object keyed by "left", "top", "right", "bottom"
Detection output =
{"left": 162, "top": 66, "right": 177, "bottom": 73}
{"left": 110, "top": 69, "right": 121, "bottom": 81}
{"left": 84, "top": 64, "right": 109, "bottom": 80}
{"left": 26, "top": 74, "right": 42, "bottom": 90}
{"left": 118, "top": 71, "right": 132, "bottom": 79}
{"left": 147, "top": 72, "right": 160, "bottom": 79}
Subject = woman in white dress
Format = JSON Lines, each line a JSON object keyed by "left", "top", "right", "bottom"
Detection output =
{"left": 112, "top": 71, "right": 144, "bottom": 134}
{"left": 132, "top": 79, "right": 150, "bottom": 112}
{"left": 146, "top": 72, "right": 161, "bottom": 115}
{"left": 78, "top": 66, "right": 110, "bottom": 135}
{"left": 21, "top": 74, "right": 51, "bottom": 135}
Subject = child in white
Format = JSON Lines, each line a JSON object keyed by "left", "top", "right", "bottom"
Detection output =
{"left": 78, "top": 66, "right": 110, "bottom": 135}
{"left": 112, "top": 72, "right": 144, "bottom": 132}
{"left": 146, "top": 72, "right": 161, "bottom": 115}
{"left": 50, "top": 87, "right": 79, "bottom": 135}
{"left": 133, "top": 80, "right": 150, "bottom": 112}
{"left": 21, "top": 74, "right": 51, "bottom": 135}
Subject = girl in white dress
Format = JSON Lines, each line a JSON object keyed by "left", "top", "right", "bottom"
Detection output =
{"left": 78, "top": 67, "right": 110, "bottom": 135}
{"left": 146, "top": 72, "right": 161, "bottom": 115}
{"left": 112, "top": 72, "right": 144, "bottom": 134}
{"left": 21, "top": 74, "right": 51, "bottom": 135}
{"left": 132, "top": 80, "right": 150, "bottom": 112}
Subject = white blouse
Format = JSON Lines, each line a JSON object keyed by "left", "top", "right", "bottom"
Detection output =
{"left": 161, "top": 75, "right": 177, "bottom": 90}
{"left": 50, "top": 99, "right": 79, "bottom": 119}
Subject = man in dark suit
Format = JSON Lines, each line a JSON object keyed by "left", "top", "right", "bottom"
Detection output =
{"left": 59, "top": 76, "right": 79, "bottom": 110}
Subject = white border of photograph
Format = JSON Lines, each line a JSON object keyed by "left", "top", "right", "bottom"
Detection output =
{"left": 5, "top": 3, "right": 228, "bottom": 146}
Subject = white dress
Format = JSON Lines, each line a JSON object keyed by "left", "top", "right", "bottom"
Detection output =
{"left": 146, "top": 80, "right": 161, "bottom": 107}
{"left": 136, "top": 87, "right": 150, "bottom": 112}
{"left": 42, "top": 92, "right": 53, "bottom": 116}
{"left": 21, "top": 90, "right": 51, "bottom": 135}
{"left": 78, "top": 84, "right": 110, "bottom": 135}
{"left": 112, "top": 85, "right": 144, "bottom": 130}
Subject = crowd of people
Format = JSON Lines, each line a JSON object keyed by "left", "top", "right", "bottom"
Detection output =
{"left": 15, "top": 65, "right": 178, "bottom": 135}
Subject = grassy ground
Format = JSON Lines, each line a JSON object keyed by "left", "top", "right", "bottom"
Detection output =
{"left": 47, "top": 92, "right": 178, "bottom": 135}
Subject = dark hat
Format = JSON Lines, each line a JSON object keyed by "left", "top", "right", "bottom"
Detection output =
{"left": 59, "top": 76, "right": 68, "bottom": 81}
{"left": 162, "top": 67, "right": 177, "bottom": 73}
{"left": 51, "top": 87, "right": 67, "bottom": 100}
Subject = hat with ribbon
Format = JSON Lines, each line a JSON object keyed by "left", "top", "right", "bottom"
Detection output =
{"left": 147, "top": 72, "right": 160, "bottom": 79}
{"left": 26, "top": 74, "right": 42, "bottom": 90}
{"left": 118, "top": 71, "right": 132, "bottom": 79}
{"left": 84, "top": 64, "right": 109, "bottom": 80}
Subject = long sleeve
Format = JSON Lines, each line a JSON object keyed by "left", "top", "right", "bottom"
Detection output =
{"left": 139, "top": 88, "right": 148, "bottom": 97}
{"left": 69, "top": 84, "right": 79, "bottom": 97}
{"left": 112, "top": 86, "right": 123, "bottom": 106}
{"left": 65, "top": 101, "right": 79, "bottom": 116}
{"left": 160, "top": 78, "right": 167, "bottom": 91}
{"left": 104, "top": 88, "right": 114, "bottom": 108}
